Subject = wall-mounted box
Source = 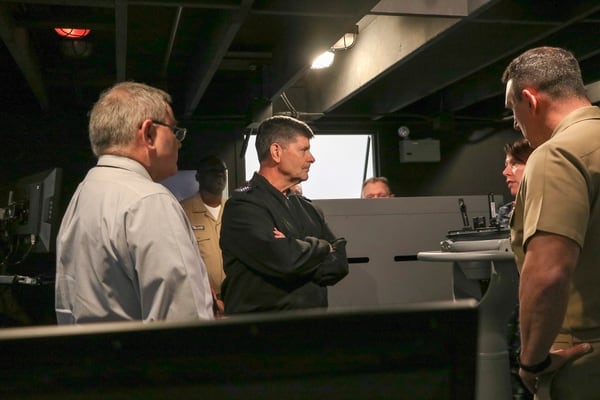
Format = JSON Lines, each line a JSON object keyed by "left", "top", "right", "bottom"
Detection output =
{"left": 399, "top": 139, "right": 440, "bottom": 163}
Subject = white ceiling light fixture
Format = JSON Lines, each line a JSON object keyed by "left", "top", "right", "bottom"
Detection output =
{"left": 331, "top": 25, "right": 358, "bottom": 51}
{"left": 311, "top": 25, "right": 358, "bottom": 69}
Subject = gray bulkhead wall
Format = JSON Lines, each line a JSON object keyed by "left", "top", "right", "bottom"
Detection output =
{"left": 314, "top": 195, "right": 501, "bottom": 308}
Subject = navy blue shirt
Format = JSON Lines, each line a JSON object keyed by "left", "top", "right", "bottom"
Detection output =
{"left": 220, "top": 173, "right": 348, "bottom": 314}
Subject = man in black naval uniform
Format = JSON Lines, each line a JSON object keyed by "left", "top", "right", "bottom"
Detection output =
{"left": 220, "top": 116, "right": 348, "bottom": 314}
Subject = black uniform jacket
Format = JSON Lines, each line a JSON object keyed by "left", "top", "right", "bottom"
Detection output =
{"left": 220, "top": 173, "right": 348, "bottom": 314}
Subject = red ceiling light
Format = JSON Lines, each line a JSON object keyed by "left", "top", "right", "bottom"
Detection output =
{"left": 54, "top": 28, "right": 91, "bottom": 39}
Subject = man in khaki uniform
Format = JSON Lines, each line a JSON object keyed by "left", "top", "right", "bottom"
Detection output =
{"left": 181, "top": 156, "right": 227, "bottom": 311}
{"left": 503, "top": 47, "right": 597, "bottom": 399}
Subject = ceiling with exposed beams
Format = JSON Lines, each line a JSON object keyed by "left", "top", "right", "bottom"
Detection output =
{"left": 2, "top": 0, "right": 600, "bottom": 133}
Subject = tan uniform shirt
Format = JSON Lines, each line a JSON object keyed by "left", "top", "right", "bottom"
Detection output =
{"left": 511, "top": 106, "right": 600, "bottom": 333}
{"left": 180, "top": 193, "right": 225, "bottom": 294}
{"left": 511, "top": 106, "right": 600, "bottom": 399}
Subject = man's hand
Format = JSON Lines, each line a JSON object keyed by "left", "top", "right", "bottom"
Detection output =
{"left": 211, "top": 287, "right": 225, "bottom": 318}
{"left": 519, "top": 343, "right": 592, "bottom": 393}
{"left": 518, "top": 232, "right": 581, "bottom": 393}
{"left": 273, "top": 227, "right": 286, "bottom": 239}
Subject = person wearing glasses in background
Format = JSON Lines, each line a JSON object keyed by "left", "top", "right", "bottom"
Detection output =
{"left": 55, "top": 81, "right": 214, "bottom": 324}
{"left": 361, "top": 176, "right": 394, "bottom": 198}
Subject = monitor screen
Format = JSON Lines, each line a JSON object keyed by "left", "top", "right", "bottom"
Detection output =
{"left": 13, "top": 168, "right": 63, "bottom": 253}
{"left": 0, "top": 300, "right": 478, "bottom": 399}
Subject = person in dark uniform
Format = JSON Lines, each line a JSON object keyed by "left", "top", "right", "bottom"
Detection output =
{"left": 220, "top": 115, "right": 348, "bottom": 314}
{"left": 499, "top": 138, "right": 534, "bottom": 400}
{"left": 497, "top": 138, "right": 533, "bottom": 229}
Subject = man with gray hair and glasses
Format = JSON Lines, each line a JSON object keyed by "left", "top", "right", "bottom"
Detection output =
{"left": 55, "top": 81, "right": 214, "bottom": 324}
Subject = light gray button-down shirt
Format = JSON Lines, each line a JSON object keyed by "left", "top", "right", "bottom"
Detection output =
{"left": 55, "top": 155, "right": 214, "bottom": 323}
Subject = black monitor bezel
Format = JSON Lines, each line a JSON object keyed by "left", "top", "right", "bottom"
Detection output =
{"left": 0, "top": 300, "right": 478, "bottom": 399}
{"left": 13, "top": 168, "right": 63, "bottom": 253}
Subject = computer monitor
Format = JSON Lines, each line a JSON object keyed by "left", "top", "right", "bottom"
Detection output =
{"left": 0, "top": 300, "right": 478, "bottom": 399}
{"left": 13, "top": 168, "right": 62, "bottom": 253}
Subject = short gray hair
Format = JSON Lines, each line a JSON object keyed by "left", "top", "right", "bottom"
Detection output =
{"left": 501, "top": 46, "right": 587, "bottom": 101}
{"left": 362, "top": 176, "right": 390, "bottom": 191}
{"left": 88, "top": 81, "right": 172, "bottom": 156}
{"left": 255, "top": 115, "right": 314, "bottom": 162}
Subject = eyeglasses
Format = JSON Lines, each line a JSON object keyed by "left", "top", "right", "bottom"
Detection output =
{"left": 151, "top": 120, "right": 187, "bottom": 142}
